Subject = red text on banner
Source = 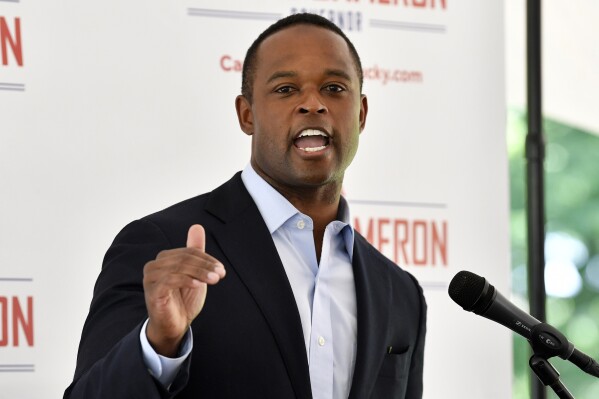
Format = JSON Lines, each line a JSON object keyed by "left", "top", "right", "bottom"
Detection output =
{"left": 0, "top": 296, "right": 34, "bottom": 347}
{"left": 1, "top": 16, "right": 24, "bottom": 67}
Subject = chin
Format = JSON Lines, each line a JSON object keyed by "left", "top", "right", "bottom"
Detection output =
{"left": 297, "top": 172, "right": 339, "bottom": 187}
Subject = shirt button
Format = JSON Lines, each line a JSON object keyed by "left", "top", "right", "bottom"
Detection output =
{"left": 297, "top": 219, "right": 305, "bottom": 229}
{"left": 318, "top": 336, "right": 325, "bottom": 346}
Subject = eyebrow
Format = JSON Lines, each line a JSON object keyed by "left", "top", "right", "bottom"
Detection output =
{"left": 324, "top": 68, "right": 352, "bottom": 82}
{"left": 266, "top": 71, "right": 298, "bottom": 84}
{"left": 266, "top": 69, "right": 353, "bottom": 84}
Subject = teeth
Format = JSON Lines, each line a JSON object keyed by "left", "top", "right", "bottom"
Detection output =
{"left": 295, "top": 129, "right": 329, "bottom": 152}
{"left": 298, "top": 129, "right": 328, "bottom": 138}
{"left": 300, "top": 145, "right": 327, "bottom": 152}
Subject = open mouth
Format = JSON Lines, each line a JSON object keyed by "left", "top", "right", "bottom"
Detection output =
{"left": 293, "top": 129, "right": 330, "bottom": 152}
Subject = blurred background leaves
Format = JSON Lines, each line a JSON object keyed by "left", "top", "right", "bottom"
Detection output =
{"left": 509, "top": 109, "right": 599, "bottom": 398}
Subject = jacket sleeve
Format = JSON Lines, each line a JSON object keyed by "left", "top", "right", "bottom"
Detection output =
{"left": 64, "top": 219, "right": 191, "bottom": 399}
{"left": 404, "top": 275, "right": 427, "bottom": 398}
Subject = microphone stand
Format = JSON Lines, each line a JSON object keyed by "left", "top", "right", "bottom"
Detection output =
{"left": 526, "top": 322, "right": 599, "bottom": 398}
{"left": 529, "top": 355, "right": 574, "bottom": 399}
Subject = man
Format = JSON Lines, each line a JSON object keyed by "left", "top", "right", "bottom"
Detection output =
{"left": 65, "top": 13, "right": 426, "bottom": 399}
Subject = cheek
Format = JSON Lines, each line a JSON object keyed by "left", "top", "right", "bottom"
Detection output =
{"left": 252, "top": 132, "right": 289, "bottom": 167}
{"left": 347, "top": 134, "right": 360, "bottom": 158}
{"left": 339, "top": 129, "right": 360, "bottom": 162}
{"left": 252, "top": 115, "right": 288, "bottom": 148}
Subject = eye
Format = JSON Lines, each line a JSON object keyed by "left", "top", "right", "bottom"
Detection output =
{"left": 324, "top": 84, "right": 345, "bottom": 93}
{"left": 275, "top": 85, "right": 295, "bottom": 94}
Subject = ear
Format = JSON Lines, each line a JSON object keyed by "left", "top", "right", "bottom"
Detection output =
{"left": 359, "top": 94, "right": 368, "bottom": 133}
{"left": 235, "top": 95, "right": 254, "bottom": 136}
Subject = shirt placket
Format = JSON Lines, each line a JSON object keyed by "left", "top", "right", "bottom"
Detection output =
{"left": 309, "top": 225, "right": 334, "bottom": 399}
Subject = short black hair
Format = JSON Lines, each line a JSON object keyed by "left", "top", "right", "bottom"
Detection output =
{"left": 241, "top": 13, "right": 364, "bottom": 102}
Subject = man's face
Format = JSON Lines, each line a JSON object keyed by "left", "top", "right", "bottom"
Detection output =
{"left": 236, "top": 24, "right": 367, "bottom": 195}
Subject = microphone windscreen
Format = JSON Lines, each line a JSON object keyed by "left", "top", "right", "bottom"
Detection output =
{"left": 448, "top": 270, "right": 486, "bottom": 310}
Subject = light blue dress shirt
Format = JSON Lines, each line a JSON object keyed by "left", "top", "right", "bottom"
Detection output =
{"left": 141, "top": 165, "right": 358, "bottom": 399}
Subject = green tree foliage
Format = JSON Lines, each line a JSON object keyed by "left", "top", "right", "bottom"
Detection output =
{"left": 509, "top": 110, "right": 599, "bottom": 398}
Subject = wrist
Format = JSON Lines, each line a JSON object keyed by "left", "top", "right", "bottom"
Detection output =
{"left": 146, "top": 320, "right": 187, "bottom": 357}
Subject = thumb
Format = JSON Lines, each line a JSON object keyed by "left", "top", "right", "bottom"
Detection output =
{"left": 186, "top": 224, "right": 205, "bottom": 251}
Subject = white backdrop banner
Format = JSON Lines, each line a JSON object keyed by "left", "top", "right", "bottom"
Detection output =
{"left": 0, "top": 1, "right": 509, "bottom": 398}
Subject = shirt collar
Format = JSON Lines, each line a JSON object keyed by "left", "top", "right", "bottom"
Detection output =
{"left": 241, "top": 165, "right": 355, "bottom": 258}
{"left": 241, "top": 164, "right": 299, "bottom": 234}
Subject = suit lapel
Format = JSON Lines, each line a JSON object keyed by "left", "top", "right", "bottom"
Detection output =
{"left": 348, "top": 235, "right": 392, "bottom": 399}
{"left": 205, "top": 174, "right": 312, "bottom": 399}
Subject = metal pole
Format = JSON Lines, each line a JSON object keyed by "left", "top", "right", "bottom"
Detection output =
{"left": 526, "top": 0, "right": 547, "bottom": 398}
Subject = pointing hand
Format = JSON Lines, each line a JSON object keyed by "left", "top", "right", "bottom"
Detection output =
{"left": 143, "top": 224, "right": 225, "bottom": 356}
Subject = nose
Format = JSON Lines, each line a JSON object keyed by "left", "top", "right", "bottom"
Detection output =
{"left": 298, "top": 91, "right": 327, "bottom": 114}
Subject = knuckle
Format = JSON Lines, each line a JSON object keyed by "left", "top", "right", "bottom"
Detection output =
{"left": 143, "top": 260, "right": 156, "bottom": 274}
{"left": 156, "top": 249, "right": 169, "bottom": 258}
{"left": 176, "top": 252, "right": 195, "bottom": 264}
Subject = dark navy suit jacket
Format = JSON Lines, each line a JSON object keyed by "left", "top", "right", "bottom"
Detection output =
{"left": 65, "top": 173, "right": 426, "bottom": 399}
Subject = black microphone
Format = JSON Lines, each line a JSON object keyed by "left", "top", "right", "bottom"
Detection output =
{"left": 448, "top": 270, "right": 599, "bottom": 378}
